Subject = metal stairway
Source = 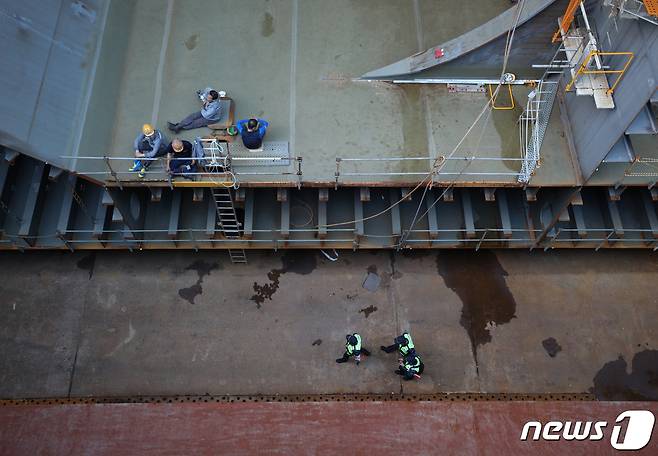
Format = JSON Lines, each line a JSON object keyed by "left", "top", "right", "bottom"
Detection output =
{"left": 211, "top": 187, "right": 247, "bottom": 264}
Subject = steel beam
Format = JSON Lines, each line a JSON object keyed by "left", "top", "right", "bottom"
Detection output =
{"left": 461, "top": 189, "right": 476, "bottom": 238}
{"left": 281, "top": 189, "right": 290, "bottom": 239}
{"left": 641, "top": 191, "right": 658, "bottom": 238}
{"left": 17, "top": 161, "right": 46, "bottom": 240}
{"left": 497, "top": 189, "right": 512, "bottom": 238}
{"left": 571, "top": 205, "right": 588, "bottom": 238}
{"left": 390, "top": 189, "right": 401, "bottom": 243}
{"left": 206, "top": 192, "right": 216, "bottom": 238}
{"left": 607, "top": 200, "right": 625, "bottom": 238}
{"left": 168, "top": 190, "right": 182, "bottom": 240}
{"left": 56, "top": 175, "right": 77, "bottom": 237}
{"left": 243, "top": 189, "right": 254, "bottom": 239}
{"left": 426, "top": 191, "right": 439, "bottom": 239}
{"left": 354, "top": 189, "right": 364, "bottom": 238}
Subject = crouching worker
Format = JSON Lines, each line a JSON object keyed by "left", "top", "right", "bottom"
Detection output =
{"left": 396, "top": 353, "right": 424, "bottom": 381}
{"left": 168, "top": 89, "right": 222, "bottom": 133}
{"left": 381, "top": 331, "right": 415, "bottom": 357}
{"left": 130, "top": 124, "right": 167, "bottom": 178}
{"left": 236, "top": 118, "right": 269, "bottom": 150}
{"left": 336, "top": 333, "right": 371, "bottom": 365}
{"left": 166, "top": 139, "right": 196, "bottom": 176}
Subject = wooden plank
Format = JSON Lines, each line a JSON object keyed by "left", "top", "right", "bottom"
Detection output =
{"left": 150, "top": 187, "right": 162, "bottom": 202}
{"left": 318, "top": 188, "right": 329, "bottom": 202}
{"left": 193, "top": 188, "right": 205, "bottom": 202}
{"left": 360, "top": 187, "right": 370, "bottom": 202}
{"left": 484, "top": 188, "right": 496, "bottom": 202}
{"left": 277, "top": 188, "right": 288, "bottom": 202}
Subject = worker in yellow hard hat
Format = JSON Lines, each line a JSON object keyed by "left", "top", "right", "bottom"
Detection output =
{"left": 129, "top": 123, "right": 168, "bottom": 178}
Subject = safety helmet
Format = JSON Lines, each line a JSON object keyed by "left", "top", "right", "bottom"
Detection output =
{"left": 142, "top": 123, "right": 155, "bottom": 137}
{"left": 227, "top": 125, "right": 238, "bottom": 136}
{"left": 172, "top": 139, "right": 184, "bottom": 152}
{"left": 347, "top": 335, "right": 358, "bottom": 345}
{"left": 395, "top": 335, "right": 408, "bottom": 346}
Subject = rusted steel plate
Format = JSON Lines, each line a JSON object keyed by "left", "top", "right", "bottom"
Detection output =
{"left": 0, "top": 402, "right": 656, "bottom": 455}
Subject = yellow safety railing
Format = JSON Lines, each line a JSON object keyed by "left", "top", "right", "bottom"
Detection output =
{"left": 488, "top": 84, "right": 515, "bottom": 110}
{"left": 564, "top": 51, "right": 634, "bottom": 95}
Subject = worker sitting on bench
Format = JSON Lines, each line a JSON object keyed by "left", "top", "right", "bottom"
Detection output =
{"left": 168, "top": 88, "right": 222, "bottom": 133}
{"left": 166, "top": 139, "right": 195, "bottom": 176}
{"left": 129, "top": 123, "right": 168, "bottom": 178}
{"left": 236, "top": 117, "right": 269, "bottom": 150}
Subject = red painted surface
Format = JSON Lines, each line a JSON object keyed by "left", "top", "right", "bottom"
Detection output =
{"left": 0, "top": 402, "right": 656, "bottom": 455}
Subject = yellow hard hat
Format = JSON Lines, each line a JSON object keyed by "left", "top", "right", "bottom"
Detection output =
{"left": 142, "top": 123, "right": 155, "bottom": 137}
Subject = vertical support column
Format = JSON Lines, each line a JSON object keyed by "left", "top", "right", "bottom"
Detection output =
{"left": 318, "top": 189, "right": 328, "bottom": 240}
{"left": 426, "top": 190, "right": 439, "bottom": 239}
{"left": 18, "top": 162, "right": 46, "bottom": 244}
{"left": 243, "top": 189, "right": 254, "bottom": 239}
{"left": 390, "top": 189, "right": 401, "bottom": 245}
{"left": 206, "top": 190, "right": 216, "bottom": 239}
{"left": 56, "top": 175, "right": 77, "bottom": 244}
{"left": 168, "top": 190, "right": 182, "bottom": 241}
{"left": 354, "top": 188, "right": 364, "bottom": 241}
{"left": 280, "top": 189, "right": 290, "bottom": 239}
{"left": 461, "top": 189, "right": 476, "bottom": 238}
{"left": 497, "top": 189, "right": 512, "bottom": 238}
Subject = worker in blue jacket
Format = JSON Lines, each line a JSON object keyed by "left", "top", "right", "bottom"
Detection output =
{"left": 129, "top": 123, "right": 168, "bottom": 178}
{"left": 236, "top": 118, "right": 269, "bottom": 150}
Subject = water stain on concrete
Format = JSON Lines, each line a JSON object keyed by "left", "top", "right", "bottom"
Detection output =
{"left": 178, "top": 260, "right": 219, "bottom": 305}
{"left": 436, "top": 251, "right": 516, "bottom": 374}
{"left": 184, "top": 33, "right": 199, "bottom": 50}
{"left": 359, "top": 305, "right": 378, "bottom": 318}
{"left": 542, "top": 337, "right": 562, "bottom": 358}
{"left": 251, "top": 252, "right": 317, "bottom": 307}
{"left": 251, "top": 270, "right": 281, "bottom": 309}
{"left": 280, "top": 251, "right": 317, "bottom": 275}
{"left": 312, "top": 339, "right": 322, "bottom": 346}
{"left": 589, "top": 350, "right": 658, "bottom": 400}
{"left": 261, "top": 12, "right": 274, "bottom": 37}
{"left": 77, "top": 252, "right": 96, "bottom": 280}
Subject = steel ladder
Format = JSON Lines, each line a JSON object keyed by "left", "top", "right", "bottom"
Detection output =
{"left": 211, "top": 187, "right": 247, "bottom": 264}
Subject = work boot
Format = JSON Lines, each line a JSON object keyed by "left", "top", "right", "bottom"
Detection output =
{"left": 394, "top": 369, "right": 403, "bottom": 375}
{"left": 335, "top": 357, "right": 348, "bottom": 363}
{"left": 129, "top": 160, "right": 141, "bottom": 172}
{"left": 167, "top": 121, "right": 177, "bottom": 132}
{"left": 138, "top": 167, "right": 146, "bottom": 178}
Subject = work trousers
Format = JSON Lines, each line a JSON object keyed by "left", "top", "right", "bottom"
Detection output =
{"left": 134, "top": 142, "right": 167, "bottom": 169}
{"left": 177, "top": 111, "right": 215, "bottom": 130}
{"left": 336, "top": 347, "right": 372, "bottom": 362}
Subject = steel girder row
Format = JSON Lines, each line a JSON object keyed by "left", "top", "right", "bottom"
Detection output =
{"left": 1, "top": 151, "right": 658, "bottom": 251}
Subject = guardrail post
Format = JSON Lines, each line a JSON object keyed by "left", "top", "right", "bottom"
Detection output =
{"left": 296, "top": 157, "right": 303, "bottom": 189}
{"left": 103, "top": 156, "right": 123, "bottom": 190}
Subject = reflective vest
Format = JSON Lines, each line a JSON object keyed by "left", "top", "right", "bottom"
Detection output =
{"left": 404, "top": 356, "right": 421, "bottom": 374}
{"left": 399, "top": 333, "right": 415, "bottom": 356}
{"left": 345, "top": 333, "right": 362, "bottom": 355}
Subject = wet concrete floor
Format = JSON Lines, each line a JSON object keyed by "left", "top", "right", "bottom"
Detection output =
{"left": 0, "top": 249, "right": 656, "bottom": 399}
